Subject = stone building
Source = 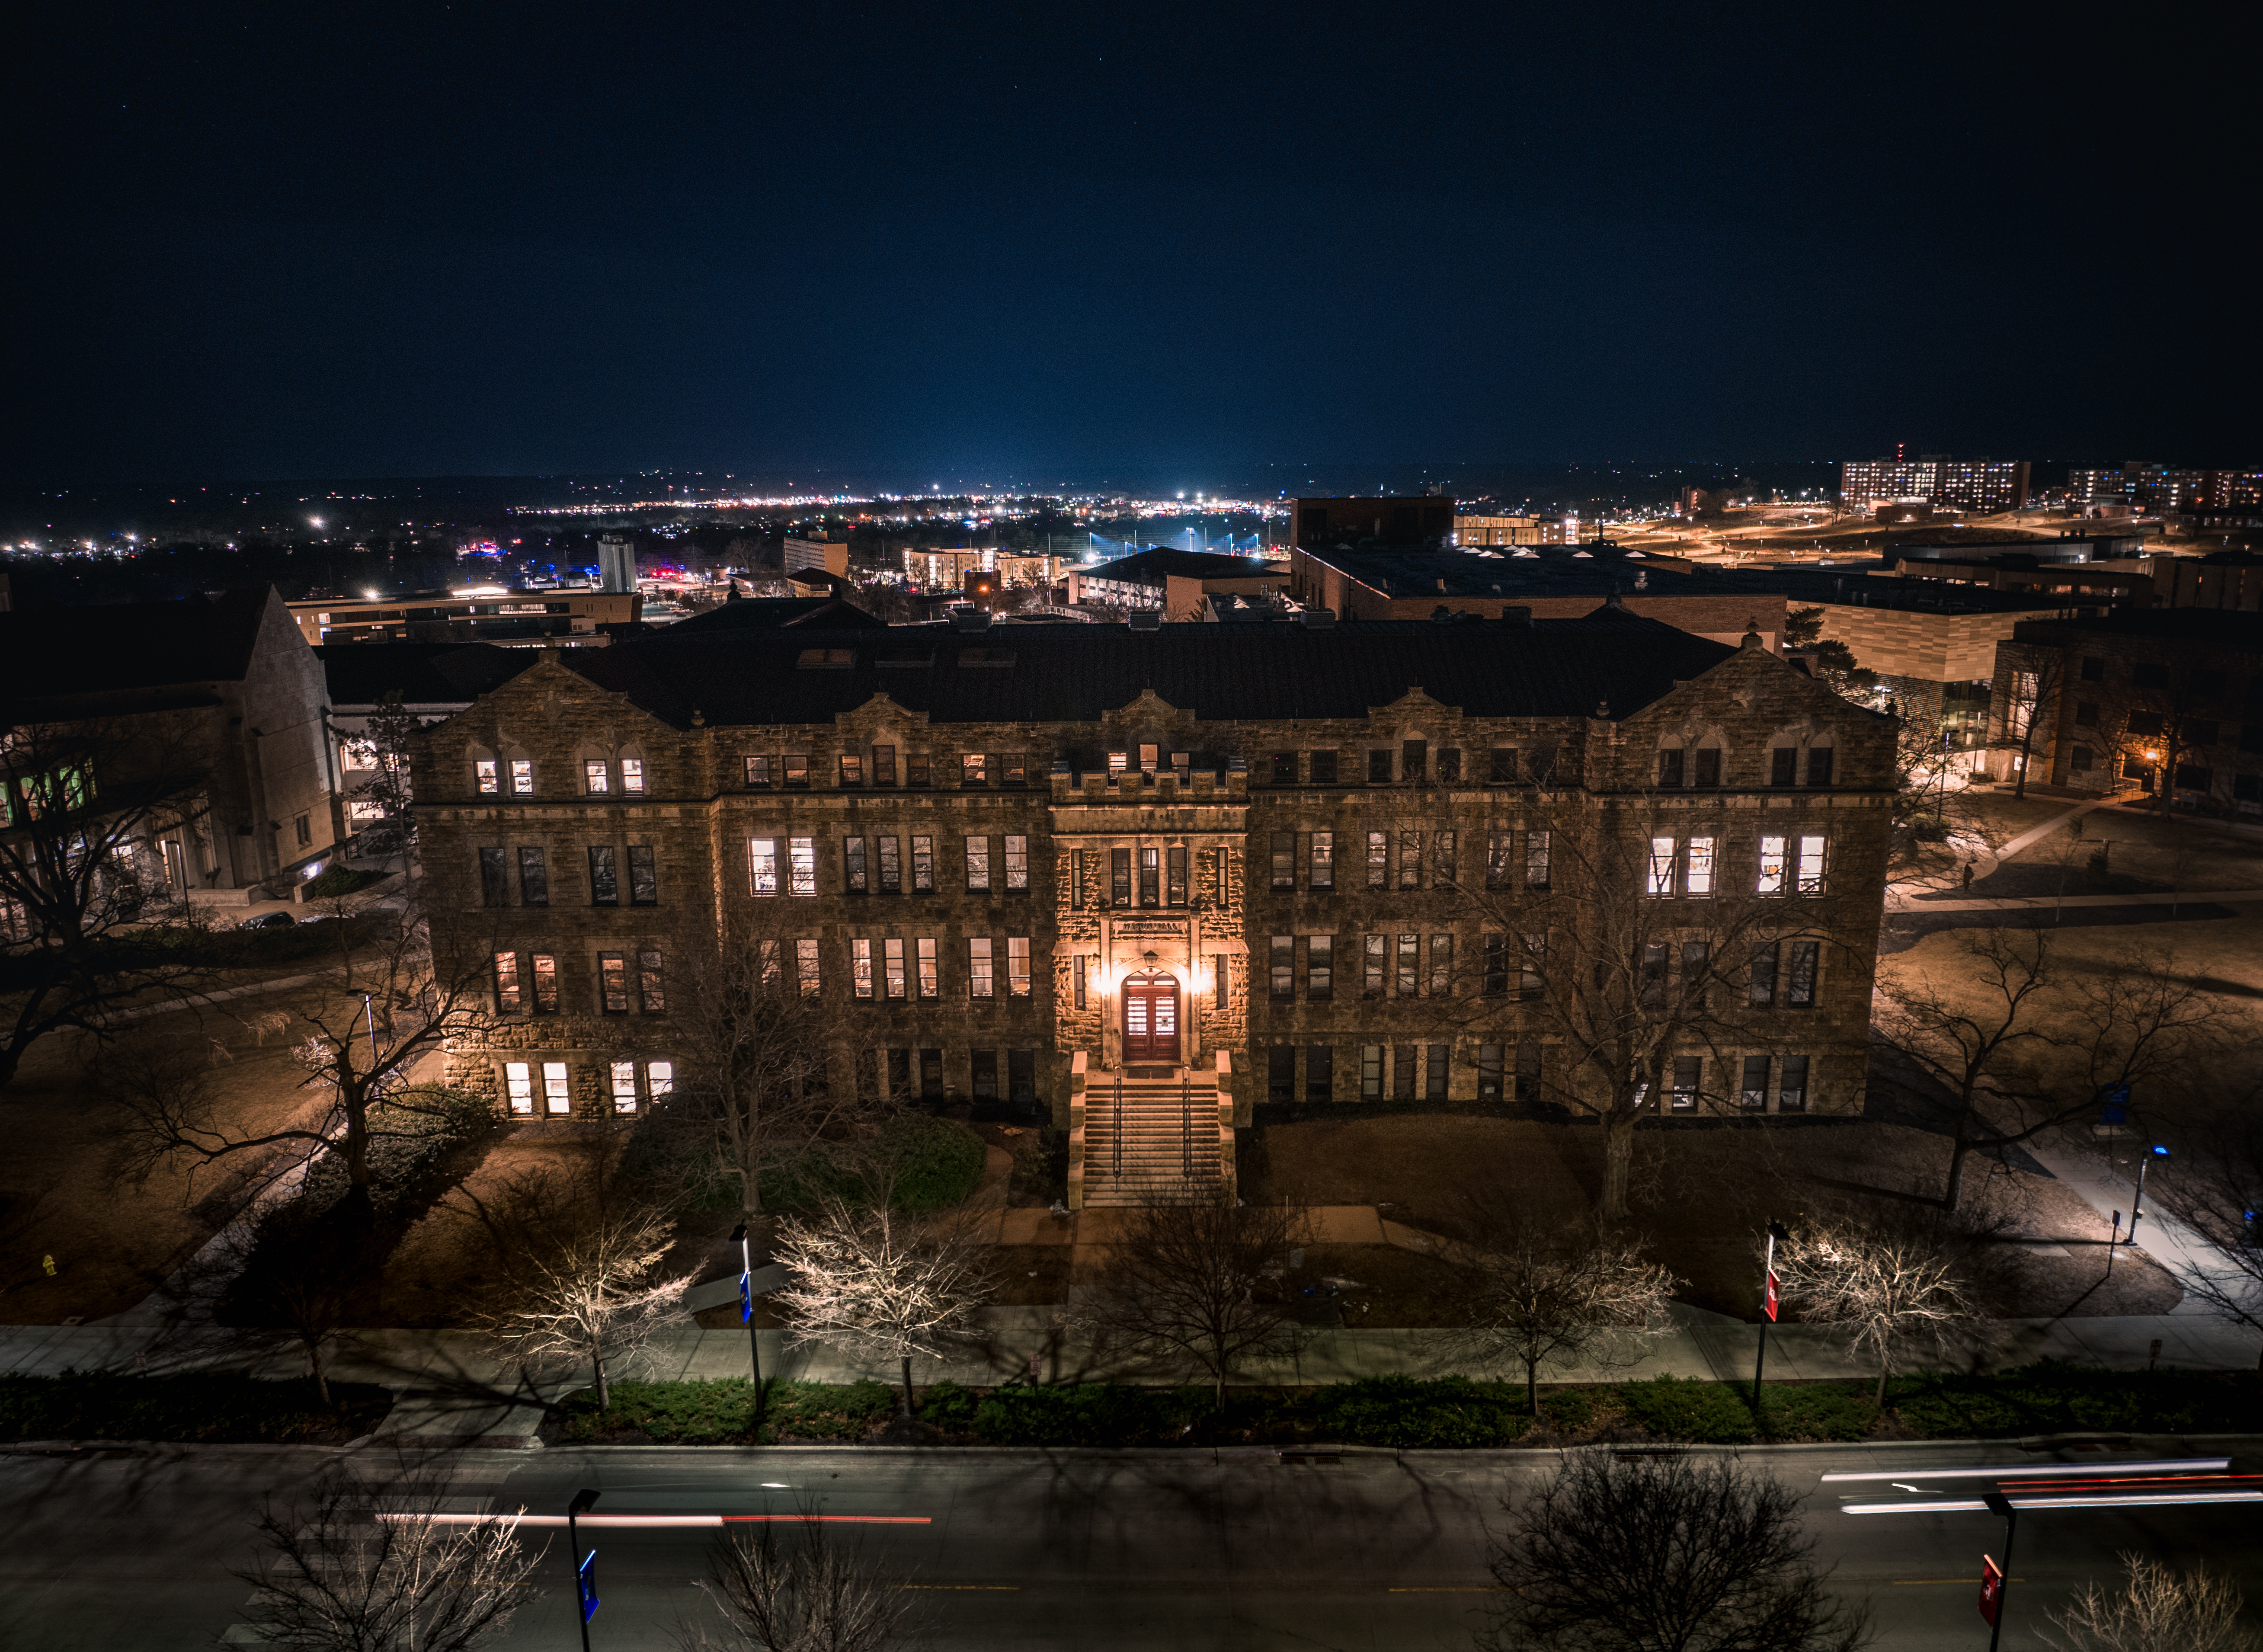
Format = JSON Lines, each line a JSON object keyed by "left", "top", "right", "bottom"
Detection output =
{"left": 411, "top": 609, "right": 1895, "bottom": 1204}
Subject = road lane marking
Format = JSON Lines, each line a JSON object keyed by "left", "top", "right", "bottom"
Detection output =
{"left": 1893, "top": 1578, "right": 2023, "bottom": 1586}
{"left": 388, "top": 1514, "right": 931, "bottom": 1528}
{"left": 896, "top": 1585, "right": 1019, "bottom": 1591}
{"left": 1386, "top": 1587, "right": 1507, "bottom": 1593}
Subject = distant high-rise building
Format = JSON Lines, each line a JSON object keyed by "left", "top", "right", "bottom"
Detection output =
{"left": 2068, "top": 463, "right": 2262, "bottom": 512}
{"left": 784, "top": 537, "right": 850, "bottom": 577}
{"left": 1840, "top": 456, "right": 2031, "bottom": 514}
{"left": 596, "top": 533, "right": 637, "bottom": 592}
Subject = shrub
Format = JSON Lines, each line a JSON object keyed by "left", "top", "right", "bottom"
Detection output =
{"left": 1615, "top": 1376, "right": 1758, "bottom": 1444}
{"left": 919, "top": 1379, "right": 979, "bottom": 1431}
{"left": 0, "top": 1371, "right": 389, "bottom": 1444}
{"left": 301, "top": 864, "right": 369, "bottom": 899}
{"left": 1541, "top": 1388, "right": 1597, "bottom": 1432}
{"left": 971, "top": 1384, "right": 1193, "bottom": 1447}
{"left": 1759, "top": 1382, "right": 1876, "bottom": 1441}
{"left": 1311, "top": 1375, "right": 1531, "bottom": 1448}
{"left": 1887, "top": 1362, "right": 2252, "bottom": 1438}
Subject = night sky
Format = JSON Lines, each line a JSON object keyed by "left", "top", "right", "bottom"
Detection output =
{"left": 8, "top": 3, "right": 2254, "bottom": 486}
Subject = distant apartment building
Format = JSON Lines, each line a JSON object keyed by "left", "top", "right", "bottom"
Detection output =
{"left": 2068, "top": 464, "right": 2263, "bottom": 513}
{"left": 1289, "top": 496, "right": 1456, "bottom": 549}
{"left": 1453, "top": 513, "right": 1592, "bottom": 547}
{"left": 317, "top": 643, "right": 537, "bottom": 839}
{"left": 901, "top": 547, "right": 1065, "bottom": 591}
{"left": 784, "top": 537, "right": 850, "bottom": 578}
{"left": 1840, "top": 456, "right": 2031, "bottom": 514}
{"left": 287, "top": 589, "right": 642, "bottom": 648}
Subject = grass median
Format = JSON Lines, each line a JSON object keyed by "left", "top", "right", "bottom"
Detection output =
{"left": 0, "top": 1371, "right": 392, "bottom": 1445}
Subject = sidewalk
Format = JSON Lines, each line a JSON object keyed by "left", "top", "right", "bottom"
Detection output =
{"left": 7, "top": 1296, "right": 2253, "bottom": 1446}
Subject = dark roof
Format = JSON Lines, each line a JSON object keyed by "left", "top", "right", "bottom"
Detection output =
{"left": 1079, "top": 550, "right": 1287, "bottom": 585}
{"left": 0, "top": 589, "right": 274, "bottom": 708}
{"left": 315, "top": 643, "right": 538, "bottom": 708}
{"left": 560, "top": 611, "right": 1743, "bottom": 730}
{"left": 1701, "top": 565, "right": 2061, "bottom": 614}
{"left": 650, "top": 597, "right": 886, "bottom": 640}
{"left": 1308, "top": 544, "right": 1781, "bottom": 602}
{"left": 2011, "top": 610, "right": 2263, "bottom": 650}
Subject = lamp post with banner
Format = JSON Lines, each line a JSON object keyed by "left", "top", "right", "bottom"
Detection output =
{"left": 567, "top": 1488, "right": 600, "bottom": 1652}
{"left": 1752, "top": 1219, "right": 1789, "bottom": 1416}
{"left": 730, "top": 1221, "right": 765, "bottom": 1429}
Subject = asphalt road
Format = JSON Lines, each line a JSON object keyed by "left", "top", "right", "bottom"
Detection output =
{"left": 5, "top": 1440, "right": 2260, "bottom": 1650}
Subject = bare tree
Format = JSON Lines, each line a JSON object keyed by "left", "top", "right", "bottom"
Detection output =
{"left": 1484, "top": 1449, "right": 1869, "bottom": 1652}
{"left": 234, "top": 1469, "right": 544, "bottom": 1652}
{"left": 668, "top": 909, "right": 856, "bottom": 1221}
{"left": 112, "top": 893, "right": 505, "bottom": 1216}
{"left": 465, "top": 1168, "right": 694, "bottom": 1411}
{"left": 675, "top": 1516, "right": 909, "bottom": 1652}
{"left": 1434, "top": 791, "right": 1845, "bottom": 1220}
{"left": 2043, "top": 1552, "right": 2262, "bottom": 1652}
{"left": 1072, "top": 1197, "right": 1303, "bottom": 1409}
{"left": 1991, "top": 643, "right": 2071, "bottom": 801}
{"left": 0, "top": 711, "right": 223, "bottom": 1090}
{"left": 1446, "top": 1215, "right": 1681, "bottom": 1417}
{"left": 1881, "top": 928, "right": 2216, "bottom": 1210}
{"left": 1773, "top": 1215, "right": 1978, "bottom": 1406}
{"left": 211, "top": 1197, "right": 365, "bottom": 1406}
{"left": 772, "top": 1197, "right": 995, "bottom": 1416}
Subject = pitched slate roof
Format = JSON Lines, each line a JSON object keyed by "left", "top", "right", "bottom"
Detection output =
{"left": 0, "top": 588, "right": 273, "bottom": 708}
{"left": 316, "top": 643, "right": 538, "bottom": 708}
{"left": 559, "top": 611, "right": 1741, "bottom": 730}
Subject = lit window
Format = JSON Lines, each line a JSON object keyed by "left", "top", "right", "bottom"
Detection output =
{"left": 1008, "top": 936, "right": 1030, "bottom": 997}
{"left": 1757, "top": 834, "right": 1786, "bottom": 895}
{"left": 646, "top": 1060, "right": 673, "bottom": 1098}
{"left": 916, "top": 938, "right": 938, "bottom": 999}
{"left": 1647, "top": 836, "right": 1676, "bottom": 896}
{"left": 584, "top": 759, "right": 610, "bottom": 794}
{"left": 621, "top": 758, "right": 645, "bottom": 794}
{"left": 476, "top": 759, "right": 499, "bottom": 795}
{"left": 611, "top": 1061, "right": 640, "bottom": 1113}
{"left": 750, "top": 837, "right": 779, "bottom": 896}
{"left": 1686, "top": 836, "right": 1715, "bottom": 895}
{"left": 509, "top": 759, "right": 533, "bottom": 794}
{"left": 884, "top": 938, "right": 906, "bottom": 1000}
{"left": 789, "top": 838, "right": 816, "bottom": 896}
{"left": 542, "top": 1061, "right": 571, "bottom": 1114}
{"left": 494, "top": 951, "right": 522, "bottom": 1012}
{"left": 1796, "top": 836, "right": 1826, "bottom": 894}
{"left": 970, "top": 938, "right": 994, "bottom": 999}
{"left": 505, "top": 1061, "right": 534, "bottom": 1114}
{"left": 600, "top": 952, "right": 629, "bottom": 1013}
{"left": 853, "top": 937, "right": 874, "bottom": 999}
{"left": 795, "top": 939, "right": 819, "bottom": 998}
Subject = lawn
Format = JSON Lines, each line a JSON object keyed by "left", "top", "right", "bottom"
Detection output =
{"left": 0, "top": 1370, "right": 391, "bottom": 1444}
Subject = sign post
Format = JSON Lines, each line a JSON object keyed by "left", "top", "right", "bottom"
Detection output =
{"left": 567, "top": 1488, "right": 600, "bottom": 1651}
{"left": 1751, "top": 1220, "right": 1788, "bottom": 1418}
{"left": 1981, "top": 1490, "right": 2018, "bottom": 1652}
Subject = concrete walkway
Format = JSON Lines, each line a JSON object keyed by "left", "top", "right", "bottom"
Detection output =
{"left": 1884, "top": 789, "right": 2160, "bottom": 912}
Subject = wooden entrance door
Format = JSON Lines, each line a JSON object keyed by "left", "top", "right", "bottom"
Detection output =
{"left": 1121, "top": 972, "right": 1181, "bottom": 1064}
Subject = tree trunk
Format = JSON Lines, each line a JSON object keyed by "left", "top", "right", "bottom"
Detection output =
{"left": 1875, "top": 1362, "right": 1889, "bottom": 1409}
{"left": 1942, "top": 1112, "right": 1978, "bottom": 1211}
{"left": 899, "top": 1355, "right": 915, "bottom": 1418}
{"left": 1526, "top": 1356, "right": 1540, "bottom": 1419}
{"left": 1599, "top": 1113, "right": 1636, "bottom": 1220}
{"left": 310, "top": 1339, "right": 331, "bottom": 1408}
{"left": 594, "top": 1347, "right": 610, "bottom": 1413}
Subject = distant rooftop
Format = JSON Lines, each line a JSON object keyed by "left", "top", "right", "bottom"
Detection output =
{"left": 1302, "top": 543, "right": 1778, "bottom": 601}
{"left": 1079, "top": 549, "right": 1286, "bottom": 584}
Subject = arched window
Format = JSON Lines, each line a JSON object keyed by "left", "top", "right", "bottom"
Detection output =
{"left": 500, "top": 745, "right": 535, "bottom": 796}
{"left": 573, "top": 745, "right": 612, "bottom": 796}
{"left": 617, "top": 743, "right": 648, "bottom": 795}
{"left": 468, "top": 743, "right": 499, "bottom": 797}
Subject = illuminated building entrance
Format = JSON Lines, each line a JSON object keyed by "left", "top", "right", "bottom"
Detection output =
{"left": 1121, "top": 970, "right": 1181, "bottom": 1064}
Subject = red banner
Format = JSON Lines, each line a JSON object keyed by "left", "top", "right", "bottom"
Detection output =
{"left": 1978, "top": 1556, "right": 2004, "bottom": 1626}
{"left": 1764, "top": 1270, "right": 1780, "bottom": 1323}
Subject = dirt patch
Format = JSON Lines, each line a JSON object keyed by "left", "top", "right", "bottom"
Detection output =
{"left": 1277, "top": 1242, "right": 1469, "bottom": 1329}
{"left": 1245, "top": 1114, "right": 2182, "bottom": 1320}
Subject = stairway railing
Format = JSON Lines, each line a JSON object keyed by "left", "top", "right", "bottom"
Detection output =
{"left": 1181, "top": 1071, "right": 1193, "bottom": 1178}
{"left": 1112, "top": 1073, "right": 1123, "bottom": 1179}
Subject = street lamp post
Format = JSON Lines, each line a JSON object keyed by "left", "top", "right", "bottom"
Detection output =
{"left": 2128, "top": 1144, "right": 2170, "bottom": 1243}
{"left": 1981, "top": 1490, "right": 2018, "bottom": 1652}
{"left": 567, "top": 1488, "right": 600, "bottom": 1652}
{"left": 730, "top": 1221, "right": 765, "bottom": 1429}
{"left": 1751, "top": 1220, "right": 1789, "bottom": 1419}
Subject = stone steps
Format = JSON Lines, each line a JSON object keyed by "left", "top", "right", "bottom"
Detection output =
{"left": 1081, "top": 1080, "right": 1226, "bottom": 1206}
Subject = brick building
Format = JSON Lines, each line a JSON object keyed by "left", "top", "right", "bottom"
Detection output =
{"left": 413, "top": 614, "right": 1894, "bottom": 1204}
{"left": 1986, "top": 610, "right": 2263, "bottom": 812}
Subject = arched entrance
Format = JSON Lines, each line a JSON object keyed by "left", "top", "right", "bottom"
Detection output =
{"left": 1121, "top": 970, "right": 1181, "bottom": 1065}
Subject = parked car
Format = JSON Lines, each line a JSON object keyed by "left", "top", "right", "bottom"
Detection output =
{"left": 238, "top": 911, "right": 296, "bottom": 930}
